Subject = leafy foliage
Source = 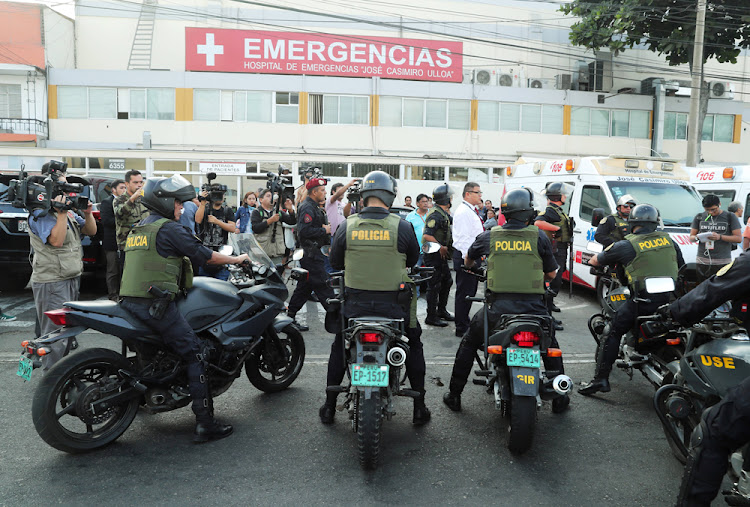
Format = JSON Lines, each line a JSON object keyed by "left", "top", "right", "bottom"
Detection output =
{"left": 560, "top": 0, "right": 750, "bottom": 65}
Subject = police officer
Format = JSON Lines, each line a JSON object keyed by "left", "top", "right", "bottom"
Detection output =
{"left": 422, "top": 184, "right": 455, "bottom": 327}
{"left": 286, "top": 177, "right": 334, "bottom": 332}
{"left": 319, "top": 171, "right": 429, "bottom": 425}
{"left": 579, "top": 204, "right": 684, "bottom": 395}
{"left": 443, "top": 189, "right": 568, "bottom": 413}
{"left": 595, "top": 194, "right": 637, "bottom": 248}
{"left": 119, "top": 175, "right": 249, "bottom": 443}
{"left": 660, "top": 254, "right": 750, "bottom": 505}
{"left": 534, "top": 182, "right": 574, "bottom": 328}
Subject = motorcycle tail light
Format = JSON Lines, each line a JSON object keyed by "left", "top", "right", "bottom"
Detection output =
{"left": 21, "top": 340, "right": 29, "bottom": 348}
{"left": 487, "top": 345, "right": 503, "bottom": 355}
{"left": 666, "top": 338, "right": 681, "bottom": 346}
{"left": 513, "top": 331, "right": 539, "bottom": 347}
{"left": 360, "top": 332, "right": 382, "bottom": 344}
{"left": 36, "top": 347, "right": 49, "bottom": 356}
{"left": 45, "top": 308, "right": 70, "bottom": 327}
{"left": 546, "top": 347, "right": 562, "bottom": 357}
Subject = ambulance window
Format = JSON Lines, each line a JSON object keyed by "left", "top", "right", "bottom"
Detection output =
{"left": 579, "top": 186, "right": 611, "bottom": 223}
{"left": 698, "top": 189, "right": 735, "bottom": 210}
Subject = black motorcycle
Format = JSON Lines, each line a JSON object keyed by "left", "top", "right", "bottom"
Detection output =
{"left": 18, "top": 234, "right": 307, "bottom": 453}
{"left": 324, "top": 260, "right": 433, "bottom": 470}
{"left": 653, "top": 303, "right": 750, "bottom": 503}
{"left": 462, "top": 262, "right": 572, "bottom": 455}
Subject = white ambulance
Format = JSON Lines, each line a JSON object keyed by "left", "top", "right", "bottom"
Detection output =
{"left": 688, "top": 165, "right": 750, "bottom": 228}
{"left": 504, "top": 156, "right": 704, "bottom": 296}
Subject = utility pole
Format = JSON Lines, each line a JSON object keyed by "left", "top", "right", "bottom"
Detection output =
{"left": 687, "top": 0, "right": 707, "bottom": 167}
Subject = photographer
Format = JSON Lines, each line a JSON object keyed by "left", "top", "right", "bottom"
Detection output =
{"left": 251, "top": 189, "right": 295, "bottom": 263}
{"left": 195, "top": 184, "right": 235, "bottom": 281}
{"left": 28, "top": 162, "right": 97, "bottom": 369}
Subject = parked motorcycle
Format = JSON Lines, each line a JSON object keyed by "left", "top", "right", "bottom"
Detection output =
{"left": 461, "top": 260, "right": 572, "bottom": 455}
{"left": 324, "top": 251, "right": 434, "bottom": 470}
{"left": 653, "top": 305, "right": 750, "bottom": 504}
{"left": 18, "top": 233, "right": 308, "bottom": 453}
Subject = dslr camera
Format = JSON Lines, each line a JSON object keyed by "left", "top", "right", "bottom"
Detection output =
{"left": 7, "top": 160, "right": 88, "bottom": 216}
{"left": 200, "top": 172, "right": 228, "bottom": 202}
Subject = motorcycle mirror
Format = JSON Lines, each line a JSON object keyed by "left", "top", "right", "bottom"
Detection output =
{"left": 219, "top": 245, "right": 234, "bottom": 256}
{"left": 422, "top": 242, "right": 441, "bottom": 254}
{"left": 293, "top": 248, "right": 304, "bottom": 261}
{"left": 587, "top": 241, "right": 603, "bottom": 254}
{"left": 644, "top": 277, "right": 675, "bottom": 295}
{"left": 591, "top": 207, "right": 606, "bottom": 226}
{"left": 319, "top": 245, "right": 330, "bottom": 257}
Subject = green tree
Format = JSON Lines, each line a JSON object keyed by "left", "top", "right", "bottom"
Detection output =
{"left": 560, "top": 0, "right": 750, "bottom": 66}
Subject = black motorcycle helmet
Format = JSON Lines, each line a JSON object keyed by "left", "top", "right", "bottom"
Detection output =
{"left": 141, "top": 175, "right": 196, "bottom": 219}
{"left": 432, "top": 183, "right": 454, "bottom": 206}
{"left": 501, "top": 188, "right": 537, "bottom": 224}
{"left": 544, "top": 181, "right": 566, "bottom": 201}
{"left": 360, "top": 170, "right": 397, "bottom": 208}
{"left": 627, "top": 203, "right": 660, "bottom": 233}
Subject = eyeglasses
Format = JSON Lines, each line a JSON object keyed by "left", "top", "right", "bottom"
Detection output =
{"left": 467, "top": 190, "right": 483, "bottom": 195}
{"left": 704, "top": 206, "right": 720, "bottom": 213}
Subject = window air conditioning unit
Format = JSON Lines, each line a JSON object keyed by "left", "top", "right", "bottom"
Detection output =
{"left": 555, "top": 74, "right": 572, "bottom": 90}
{"left": 710, "top": 81, "right": 735, "bottom": 99}
{"left": 472, "top": 69, "right": 495, "bottom": 85}
{"left": 528, "top": 78, "right": 554, "bottom": 89}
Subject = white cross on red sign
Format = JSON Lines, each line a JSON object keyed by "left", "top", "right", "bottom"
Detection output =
{"left": 197, "top": 33, "right": 223, "bottom": 67}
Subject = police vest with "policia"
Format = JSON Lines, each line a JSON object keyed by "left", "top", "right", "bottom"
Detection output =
{"left": 487, "top": 225, "right": 545, "bottom": 295}
{"left": 344, "top": 213, "right": 407, "bottom": 291}
{"left": 624, "top": 231, "right": 678, "bottom": 290}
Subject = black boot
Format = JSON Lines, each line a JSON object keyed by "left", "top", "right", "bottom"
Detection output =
{"left": 425, "top": 315, "right": 448, "bottom": 327}
{"left": 194, "top": 419, "right": 234, "bottom": 443}
{"left": 442, "top": 391, "right": 461, "bottom": 412}
{"left": 319, "top": 403, "right": 335, "bottom": 424}
{"left": 438, "top": 309, "right": 455, "bottom": 322}
{"left": 288, "top": 313, "right": 309, "bottom": 332}
{"left": 413, "top": 391, "right": 431, "bottom": 426}
{"left": 578, "top": 377, "right": 611, "bottom": 396}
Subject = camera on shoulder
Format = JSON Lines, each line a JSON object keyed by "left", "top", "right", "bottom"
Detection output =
{"left": 266, "top": 165, "right": 295, "bottom": 204}
{"left": 201, "top": 172, "right": 228, "bottom": 203}
{"left": 7, "top": 160, "right": 89, "bottom": 216}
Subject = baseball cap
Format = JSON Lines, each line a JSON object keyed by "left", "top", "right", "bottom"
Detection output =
{"left": 306, "top": 178, "right": 327, "bottom": 190}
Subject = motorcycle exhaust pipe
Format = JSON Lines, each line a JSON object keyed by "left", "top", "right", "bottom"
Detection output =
{"left": 552, "top": 375, "right": 573, "bottom": 395}
{"left": 387, "top": 347, "right": 407, "bottom": 367}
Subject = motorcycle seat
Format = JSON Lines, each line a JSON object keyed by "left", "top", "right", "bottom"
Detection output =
{"left": 65, "top": 300, "right": 134, "bottom": 319}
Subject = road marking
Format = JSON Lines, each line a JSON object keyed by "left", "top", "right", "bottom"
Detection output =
{"left": 4, "top": 301, "right": 36, "bottom": 313}
{"left": 0, "top": 320, "right": 34, "bottom": 328}
{"left": 557, "top": 303, "right": 593, "bottom": 311}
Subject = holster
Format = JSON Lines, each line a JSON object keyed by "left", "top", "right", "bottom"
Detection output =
{"left": 148, "top": 286, "right": 173, "bottom": 320}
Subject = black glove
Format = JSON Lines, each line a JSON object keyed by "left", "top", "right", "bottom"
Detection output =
{"left": 657, "top": 304, "right": 673, "bottom": 321}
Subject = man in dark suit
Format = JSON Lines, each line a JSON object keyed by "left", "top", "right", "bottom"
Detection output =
{"left": 100, "top": 179, "right": 126, "bottom": 300}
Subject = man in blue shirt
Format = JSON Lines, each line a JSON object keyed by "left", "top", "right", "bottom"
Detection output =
{"left": 405, "top": 194, "right": 430, "bottom": 296}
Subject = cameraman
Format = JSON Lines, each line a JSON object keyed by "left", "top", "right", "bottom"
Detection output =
{"left": 195, "top": 187, "right": 235, "bottom": 280}
{"left": 29, "top": 164, "right": 96, "bottom": 369}
{"left": 251, "top": 189, "right": 295, "bottom": 264}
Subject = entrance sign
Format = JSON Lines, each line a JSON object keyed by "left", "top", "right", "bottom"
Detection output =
{"left": 186, "top": 28, "right": 463, "bottom": 82}
{"left": 199, "top": 162, "right": 246, "bottom": 175}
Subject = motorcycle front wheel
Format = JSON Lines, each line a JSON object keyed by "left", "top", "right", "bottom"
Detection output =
{"left": 357, "top": 390, "right": 383, "bottom": 470}
{"left": 31, "top": 348, "right": 140, "bottom": 454}
{"left": 245, "top": 324, "right": 305, "bottom": 393}
{"left": 507, "top": 394, "right": 536, "bottom": 454}
{"left": 654, "top": 383, "right": 699, "bottom": 464}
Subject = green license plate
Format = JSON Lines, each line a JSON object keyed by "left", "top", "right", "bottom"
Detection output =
{"left": 506, "top": 347, "right": 540, "bottom": 368}
{"left": 16, "top": 355, "right": 33, "bottom": 381}
{"left": 351, "top": 364, "right": 389, "bottom": 387}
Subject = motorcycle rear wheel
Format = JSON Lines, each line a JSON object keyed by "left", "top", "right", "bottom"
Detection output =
{"left": 655, "top": 382, "right": 698, "bottom": 464}
{"left": 507, "top": 394, "right": 536, "bottom": 455}
{"left": 31, "top": 348, "right": 139, "bottom": 454}
{"left": 245, "top": 325, "right": 305, "bottom": 393}
{"left": 357, "top": 390, "right": 382, "bottom": 470}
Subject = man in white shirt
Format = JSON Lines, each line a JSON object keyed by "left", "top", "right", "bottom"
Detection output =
{"left": 452, "top": 182, "right": 485, "bottom": 336}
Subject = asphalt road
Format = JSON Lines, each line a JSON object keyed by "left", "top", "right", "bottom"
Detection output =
{"left": 0, "top": 279, "right": 708, "bottom": 506}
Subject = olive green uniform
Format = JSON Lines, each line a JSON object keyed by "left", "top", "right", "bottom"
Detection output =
{"left": 422, "top": 206, "right": 453, "bottom": 320}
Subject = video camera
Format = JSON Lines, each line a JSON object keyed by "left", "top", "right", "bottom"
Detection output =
{"left": 299, "top": 165, "right": 323, "bottom": 181}
{"left": 266, "top": 165, "right": 294, "bottom": 203}
{"left": 7, "top": 161, "right": 88, "bottom": 216}
{"left": 347, "top": 179, "right": 363, "bottom": 203}
{"left": 201, "top": 172, "right": 228, "bottom": 202}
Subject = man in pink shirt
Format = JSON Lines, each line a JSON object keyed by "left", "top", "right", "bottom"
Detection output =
{"left": 325, "top": 180, "right": 358, "bottom": 235}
